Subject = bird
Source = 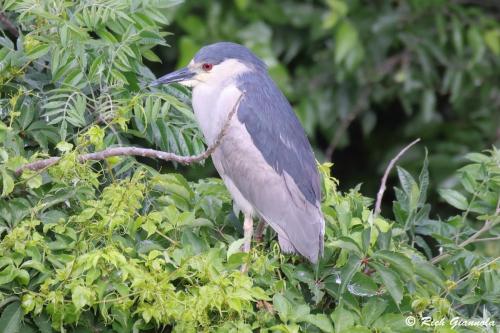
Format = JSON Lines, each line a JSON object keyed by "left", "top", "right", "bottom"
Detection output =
{"left": 152, "top": 42, "right": 324, "bottom": 263}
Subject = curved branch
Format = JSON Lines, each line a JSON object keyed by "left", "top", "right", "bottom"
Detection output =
{"left": 16, "top": 93, "right": 244, "bottom": 175}
{"left": 374, "top": 138, "right": 421, "bottom": 216}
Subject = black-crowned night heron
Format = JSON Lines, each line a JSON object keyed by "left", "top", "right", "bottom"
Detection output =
{"left": 153, "top": 42, "right": 324, "bottom": 263}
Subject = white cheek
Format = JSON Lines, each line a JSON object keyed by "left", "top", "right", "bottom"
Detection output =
{"left": 184, "top": 60, "right": 252, "bottom": 88}
{"left": 212, "top": 59, "right": 251, "bottom": 82}
{"left": 181, "top": 72, "right": 209, "bottom": 87}
{"left": 179, "top": 79, "right": 197, "bottom": 87}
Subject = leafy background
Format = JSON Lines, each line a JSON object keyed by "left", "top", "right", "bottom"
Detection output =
{"left": 0, "top": 0, "right": 499, "bottom": 332}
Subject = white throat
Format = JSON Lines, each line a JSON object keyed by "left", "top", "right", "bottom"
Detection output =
{"left": 191, "top": 60, "right": 250, "bottom": 145}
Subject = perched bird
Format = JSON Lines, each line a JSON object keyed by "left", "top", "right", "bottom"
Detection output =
{"left": 152, "top": 42, "right": 324, "bottom": 263}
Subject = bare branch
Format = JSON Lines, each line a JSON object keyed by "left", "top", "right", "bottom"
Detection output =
{"left": 325, "top": 88, "right": 370, "bottom": 160}
{"left": 432, "top": 198, "right": 500, "bottom": 264}
{"left": 0, "top": 12, "right": 19, "bottom": 37}
{"left": 469, "top": 236, "right": 500, "bottom": 243}
{"left": 16, "top": 93, "right": 244, "bottom": 175}
{"left": 324, "top": 52, "right": 410, "bottom": 160}
{"left": 374, "top": 138, "right": 421, "bottom": 216}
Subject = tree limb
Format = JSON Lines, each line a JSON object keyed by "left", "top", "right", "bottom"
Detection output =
{"left": 0, "top": 12, "right": 19, "bottom": 37}
{"left": 374, "top": 138, "right": 421, "bottom": 216}
{"left": 16, "top": 93, "right": 244, "bottom": 175}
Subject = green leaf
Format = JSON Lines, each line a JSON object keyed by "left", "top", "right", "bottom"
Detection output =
{"left": 0, "top": 301, "right": 22, "bottom": 333}
{"left": 414, "top": 261, "right": 445, "bottom": 288}
{"left": 273, "top": 294, "right": 292, "bottom": 323}
{"left": 289, "top": 303, "right": 310, "bottom": 322}
{"left": 56, "top": 141, "right": 73, "bottom": 153}
{"left": 96, "top": 29, "right": 118, "bottom": 43}
{"left": 227, "top": 238, "right": 245, "bottom": 260}
{"left": 330, "top": 237, "right": 363, "bottom": 256}
{"left": 71, "top": 285, "right": 93, "bottom": 310}
{"left": 418, "top": 150, "right": 429, "bottom": 205}
{"left": 1, "top": 169, "right": 14, "bottom": 197}
{"left": 361, "top": 227, "right": 371, "bottom": 252}
{"left": 304, "top": 313, "right": 334, "bottom": 332}
{"left": 464, "top": 152, "right": 490, "bottom": 163}
{"left": 361, "top": 298, "right": 387, "bottom": 326}
{"left": 21, "top": 170, "right": 43, "bottom": 189}
{"left": 371, "top": 250, "right": 414, "bottom": 279}
{"left": 15, "top": 269, "right": 30, "bottom": 285}
{"left": 397, "top": 166, "right": 418, "bottom": 198}
{"left": 26, "top": 44, "right": 50, "bottom": 60}
{"left": 484, "top": 29, "right": 500, "bottom": 55}
{"left": 452, "top": 17, "right": 463, "bottom": 55}
{"left": 33, "top": 314, "right": 53, "bottom": 333}
{"left": 0, "top": 265, "right": 16, "bottom": 285}
{"left": 347, "top": 273, "right": 379, "bottom": 297}
{"left": 330, "top": 305, "right": 356, "bottom": 333}
{"left": 21, "top": 294, "right": 35, "bottom": 313}
{"left": 335, "top": 20, "right": 358, "bottom": 64}
{"left": 373, "top": 313, "right": 409, "bottom": 332}
{"left": 369, "top": 262, "right": 404, "bottom": 305}
{"left": 438, "top": 189, "right": 468, "bottom": 210}
{"left": 339, "top": 254, "right": 362, "bottom": 297}
{"left": 142, "top": 49, "right": 162, "bottom": 63}
{"left": 141, "top": 218, "right": 157, "bottom": 237}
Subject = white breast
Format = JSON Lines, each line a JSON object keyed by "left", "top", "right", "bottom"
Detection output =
{"left": 192, "top": 82, "right": 243, "bottom": 144}
{"left": 192, "top": 81, "right": 256, "bottom": 216}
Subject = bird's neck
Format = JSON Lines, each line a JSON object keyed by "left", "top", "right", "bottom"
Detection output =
{"left": 192, "top": 81, "right": 243, "bottom": 145}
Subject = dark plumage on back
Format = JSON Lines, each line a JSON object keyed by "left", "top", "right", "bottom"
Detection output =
{"left": 236, "top": 71, "right": 321, "bottom": 206}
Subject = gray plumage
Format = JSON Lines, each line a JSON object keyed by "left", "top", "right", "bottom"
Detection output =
{"left": 236, "top": 71, "right": 321, "bottom": 205}
{"left": 153, "top": 42, "right": 325, "bottom": 263}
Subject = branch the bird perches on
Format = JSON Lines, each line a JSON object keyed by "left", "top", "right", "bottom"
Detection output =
{"left": 16, "top": 93, "right": 244, "bottom": 176}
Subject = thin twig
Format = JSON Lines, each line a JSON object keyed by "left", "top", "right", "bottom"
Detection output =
{"left": 440, "top": 256, "right": 499, "bottom": 299}
{"left": 324, "top": 52, "right": 410, "bottom": 160}
{"left": 325, "top": 88, "right": 371, "bottom": 160}
{"left": 374, "top": 138, "right": 421, "bottom": 216}
{"left": 432, "top": 198, "right": 500, "bottom": 264}
{"left": 469, "top": 236, "right": 500, "bottom": 243}
{"left": 0, "top": 12, "right": 19, "bottom": 37}
{"left": 16, "top": 93, "right": 244, "bottom": 175}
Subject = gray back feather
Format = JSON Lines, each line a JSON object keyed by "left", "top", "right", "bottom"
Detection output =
{"left": 236, "top": 71, "right": 321, "bottom": 205}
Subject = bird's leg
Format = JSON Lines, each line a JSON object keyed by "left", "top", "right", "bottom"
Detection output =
{"left": 241, "top": 214, "right": 254, "bottom": 273}
{"left": 242, "top": 214, "right": 254, "bottom": 253}
{"left": 254, "top": 219, "right": 267, "bottom": 243}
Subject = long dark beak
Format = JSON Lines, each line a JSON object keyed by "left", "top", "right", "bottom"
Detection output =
{"left": 150, "top": 67, "right": 195, "bottom": 86}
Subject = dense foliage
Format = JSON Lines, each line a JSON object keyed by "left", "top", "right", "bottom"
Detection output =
{"left": 0, "top": 1, "right": 499, "bottom": 332}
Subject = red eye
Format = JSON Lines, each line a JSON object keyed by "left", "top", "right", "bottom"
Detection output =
{"left": 202, "top": 63, "right": 213, "bottom": 71}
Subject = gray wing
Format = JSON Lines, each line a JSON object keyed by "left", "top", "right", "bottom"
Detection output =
{"left": 236, "top": 72, "right": 321, "bottom": 205}
{"left": 217, "top": 72, "right": 324, "bottom": 262}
